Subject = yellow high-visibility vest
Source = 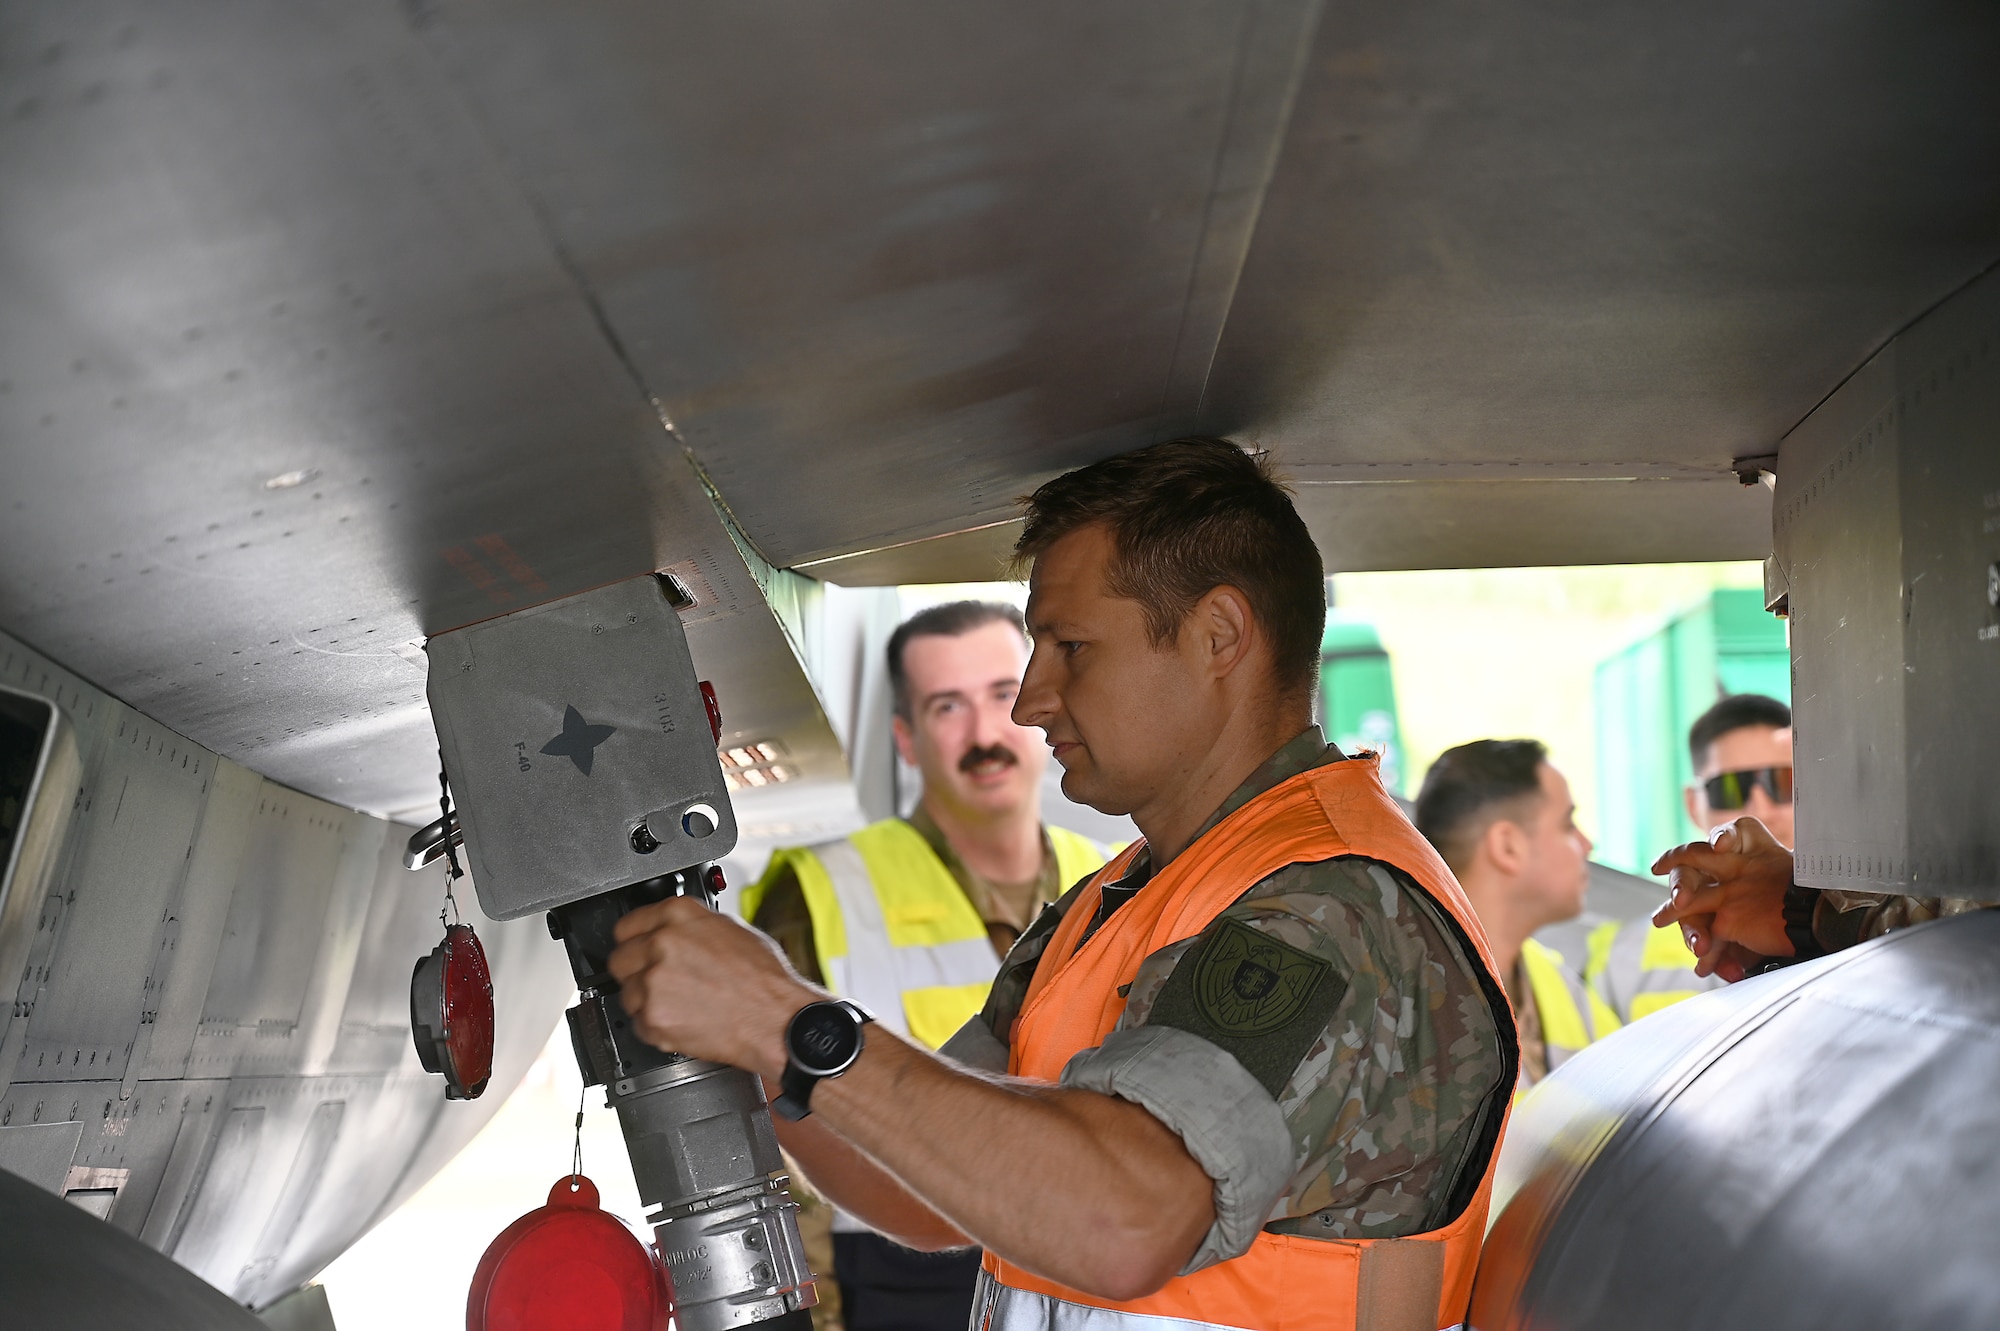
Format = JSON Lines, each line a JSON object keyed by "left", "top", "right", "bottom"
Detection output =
{"left": 1585, "top": 916, "right": 1727, "bottom": 1024}
{"left": 741, "top": 819, "right": 1111, "bottom": 1051}
{"left": 1520, "top": 935, "right": 1620, "bottom": 1078}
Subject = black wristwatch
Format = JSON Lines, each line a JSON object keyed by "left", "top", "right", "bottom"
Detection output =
{"left": 773, "top": 999, "right": 873, "bottom": 1121}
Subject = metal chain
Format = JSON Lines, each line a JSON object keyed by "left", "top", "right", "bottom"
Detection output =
{"left": 437, "top": 757, "right": 465, "bottom": 929}
{"left": 569, "top": 1084, "right": 586, "bottom": 1189}
{"left": 439, "top": 867, "right": 462, "bottom": 930}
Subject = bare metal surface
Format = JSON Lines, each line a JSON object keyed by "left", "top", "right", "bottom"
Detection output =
{"left": 1293, "top": 474, "right": 1777, "bottom": 573}
{"left": 800, "top": 524, "right": 1024, "bottom": 590}
{"left": 428, "top": 575, "right": 740, "bottom": 920}
{"left": 0, "top": 1, "right": 1994, "bottom": 812}
{"left": 0, "top": 3, "right": 850, "bottom": 819}
{"left": 1776, "top": 266, "right": 2000, "bottom": 900}
{"left": 803, "top": 473, "right": 1782, "bottom": 583}
{"left": 0, "top": 625, "right": 573, "bottom": 1309}
{"left": 1210, "top": 0, "right": 2000, "bottom": 475}
{"left": 0, "top": 0, "right": 689, "bottom": 816}
{"left": 412, "top": 0, "right": 1321, "bottom": 568}
{"left": 613, "top": 1061, "right": 815, "bottom": 1331}
{"left": 1472, "top": 909, "right": 2000, "bottom": 1330}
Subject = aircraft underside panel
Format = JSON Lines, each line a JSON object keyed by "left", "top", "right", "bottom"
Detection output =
{"left": 2, "top": 0, "right": 1997, "bottom": 813}
{"left": 1774, "top": 265, "right": 2000, "bottom": 901}
{"left": 0, "top": 625, "right": 574, "bottom": 1311}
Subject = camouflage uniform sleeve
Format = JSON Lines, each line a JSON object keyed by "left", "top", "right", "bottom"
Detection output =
{"left": 1060, "top": 856, "right": 1508, "bottom": 1270}
{"left": 747, "top": 865, "right": 826, "bottom": 986}
{"left": 1059, "top": 1024, "right": 1294, "bottom": 1271}
{"left": 1814, "top": 891, "right": 1997, "bottom": 952}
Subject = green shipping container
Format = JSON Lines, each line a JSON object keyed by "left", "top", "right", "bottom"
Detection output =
{"left": 1592, "top": 588, "right": 1790, "bottom": 876}
{"left": 1321, "top": 612, "right": 1407, "bottom": 797}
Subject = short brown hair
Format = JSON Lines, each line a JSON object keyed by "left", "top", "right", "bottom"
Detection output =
{"left": 887, "top": 600, "right": 1027, "bottom": 720}
{"left": 1688, "top": 694, "right": 1791, "bottom": 769}
{"left": 1014, "top": 437, "right": 1325, "bottom": 700}
{"left": 1414, "top": 739, "right": 1549, "bottom": 871}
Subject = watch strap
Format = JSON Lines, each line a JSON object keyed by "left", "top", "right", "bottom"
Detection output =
{"left": 774, "top": 1060, "right": 817, "bottom": 1121}
{"left": 772, "top": 1000, "right": 872, "bottom": 1121}
{"left": 1754, "top": 882, "right": 1829, "bottom": 975}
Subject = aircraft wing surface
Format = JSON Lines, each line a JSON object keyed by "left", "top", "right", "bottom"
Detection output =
{"left": 3, "top": 1, "right": 1997, "bottom": 811}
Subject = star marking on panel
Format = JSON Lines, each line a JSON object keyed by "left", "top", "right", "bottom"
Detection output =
{"left": 540, "top": 704, "right": 617, "bottom": 776}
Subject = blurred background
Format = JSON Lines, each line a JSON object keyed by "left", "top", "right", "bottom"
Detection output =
{"left": 319, "top": 558, "right": 1774, "bottom": 1327}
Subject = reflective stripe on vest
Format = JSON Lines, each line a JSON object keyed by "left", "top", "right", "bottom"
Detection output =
{"left": 1518, "top": 937, "right": 1613, "bottom": 1073}
{"left": 745, "top": 819, "right": 1110, "bottom": 1238}
{"left": 1583, "top": 917, "right": 1726, "bottom": 1024}
{"left": 983, "top": 756, "right": 1516, "bottom": 1331}
{"left": 744, "top": 819, "right": 1111, "bottom": 1050}
{"left": 974, "top": 1269, "right": 1469, "bottom": 1331}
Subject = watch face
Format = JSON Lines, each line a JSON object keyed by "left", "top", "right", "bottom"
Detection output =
{"left": 790, "top": 1003, "right": 863, "bottom": 1075}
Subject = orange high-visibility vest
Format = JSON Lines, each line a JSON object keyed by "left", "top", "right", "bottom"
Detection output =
{"left": 979, "top": 756, "right": 1516, "bottom": 1331}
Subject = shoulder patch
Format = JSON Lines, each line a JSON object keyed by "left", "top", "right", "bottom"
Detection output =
{"left": 1145, "top": 916, "right": 1347, "bottom": 1098}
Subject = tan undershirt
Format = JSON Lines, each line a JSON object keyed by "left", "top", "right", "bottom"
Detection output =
{"left": 905, "top": 804, "right": 1056, "bottom": 955}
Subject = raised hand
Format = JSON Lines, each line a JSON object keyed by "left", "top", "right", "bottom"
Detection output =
{"left": 607, "top": 897, "right": 823, "bottom": 1077}
{"left": 1650, "top": 817, "right": 1797, "bottom": 982}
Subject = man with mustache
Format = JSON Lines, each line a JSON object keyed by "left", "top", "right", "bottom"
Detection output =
{"left": 615, "top": 439, "right": 1516, "bottom": 1331}
{"left": 742, "top": 600, "right": 1113, "bottom": 1331}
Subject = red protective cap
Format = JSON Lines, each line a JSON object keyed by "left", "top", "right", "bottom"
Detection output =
{"left": 699, "top": 680, "right": 722, "bottom": 745}
{"left": 441, "top": 924, "right": 495, "bottom": 1096}
{"left": 468, "top": 1176, "right": 670, "bottom": 1331}
{"left": 412, "top": 922, "right": 495, "bottom": 1099}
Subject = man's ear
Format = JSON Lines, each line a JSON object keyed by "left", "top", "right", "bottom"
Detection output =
{"left": 1188, "top": 584, "right": 1256, "bottom": 681}
{"left": 1482, "top": 817, "right": 1529, "bottom": 877}
{"left": 892, "top": 713, "right": 918, "bottom": 767}
{"left": 1683, "top": 783, "right": 1705, "bottom": 835}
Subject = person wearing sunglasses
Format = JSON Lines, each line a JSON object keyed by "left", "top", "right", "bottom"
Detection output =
{"left": 1652, "top": 695, "right": 1992, "bottom": 981}
{"left": 1586, "top": 696, "right": 1790, "bottom": 1024}
{"left": 1682, "top": 694, "right": 1795, "bottom": 847}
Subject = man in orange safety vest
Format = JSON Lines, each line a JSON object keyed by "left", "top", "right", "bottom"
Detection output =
{"left": 609, "top": 437, "right": 1519, "bottom": 1331}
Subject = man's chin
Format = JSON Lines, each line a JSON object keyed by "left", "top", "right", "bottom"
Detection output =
{"left": 1058, "top": 766, "right": 1131, "bottom": 818}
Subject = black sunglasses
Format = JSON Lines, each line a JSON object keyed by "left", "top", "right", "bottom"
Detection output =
{"left": 1701, "top": 766, "right": 1793, "bottom": 810}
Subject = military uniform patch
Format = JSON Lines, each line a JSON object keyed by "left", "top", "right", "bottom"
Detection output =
{"left": 1147, "top": 916, "right": 1347, "bottom": 1097}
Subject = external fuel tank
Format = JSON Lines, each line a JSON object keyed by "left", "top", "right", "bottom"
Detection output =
{"left": 1473, "top": 908, "right": 2000, "bottom": 1330}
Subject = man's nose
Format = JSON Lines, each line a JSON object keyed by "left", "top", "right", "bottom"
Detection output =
{"left": 1013, "top": 650, "right": 1057, "bottom": 730}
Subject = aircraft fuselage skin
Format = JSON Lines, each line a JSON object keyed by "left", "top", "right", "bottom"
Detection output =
{"left": 0, "top": 626, "right": 572, "bottom": 1309}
